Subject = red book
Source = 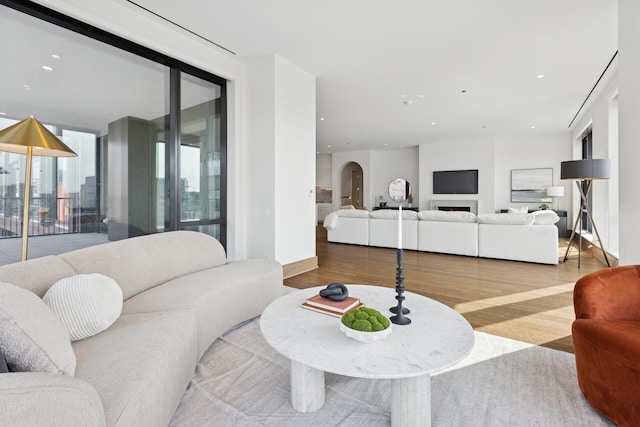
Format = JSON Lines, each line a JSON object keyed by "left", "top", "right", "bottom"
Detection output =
{"left": 302, "top": 294, "right": 362, "bottom": 315}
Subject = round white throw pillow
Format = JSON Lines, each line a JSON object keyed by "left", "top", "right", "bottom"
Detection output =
{"left": 43, "top": 274, "right": 123, "bottom": 342}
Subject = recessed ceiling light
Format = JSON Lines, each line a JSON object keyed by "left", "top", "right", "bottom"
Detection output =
{"left": 0, "top": 112, "right": 6, "bottom": 116}
{"left": 537, "top": 74, "right": 545, "bottom": 79}
{"left": 320, "top": 117, "right": 325, "bottom": 121}
{"left": 384, "top": 143, "right": 388, "bottom": 146}
{"left": 530, "top": 126, "right": 536, "bottom": 129}
{"left": 327, "top": 144, "right": 331, "bottom": 148}
{"left": 316, "top": 151, "right": 320, "bottom": 154}
{"left": 400, "top": 94, "right": 407, "bottom": 98}
{"left": 418, "top": 95, "right": 425, "bottom": 98}
{"left": 23, "top": 84, "right": 31, "bottom": 90}
{"left": 42, "top": 65, "right": 53, "bottom": 71}
{"left": 51, "top": 54, "right": 61, "bottom": 59}
{"left": 431, "top": 122, "right": 436, "bottom": 126}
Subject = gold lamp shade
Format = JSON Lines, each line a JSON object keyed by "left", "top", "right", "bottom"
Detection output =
{"left": 0, "top": 117, "right": 77, "bottom": 261}
{"left": 0, "top": 116, "right": 77, "bottom": 157}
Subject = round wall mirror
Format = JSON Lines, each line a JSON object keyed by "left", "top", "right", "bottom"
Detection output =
{"left": 388, "top": 178, "right": 411, "bottom": 203}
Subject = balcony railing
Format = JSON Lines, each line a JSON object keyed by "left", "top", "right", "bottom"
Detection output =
{"left": 0, "top": 197, "right": 105, "bottom": 238}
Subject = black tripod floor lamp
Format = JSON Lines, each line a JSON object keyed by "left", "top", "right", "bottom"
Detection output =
{"left": 560, "top": 159, "right": 611, "bottom": 268}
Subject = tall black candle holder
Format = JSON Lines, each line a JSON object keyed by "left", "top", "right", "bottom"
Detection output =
{"left": 390, "top": 247, "right": 411, "bottom": 325}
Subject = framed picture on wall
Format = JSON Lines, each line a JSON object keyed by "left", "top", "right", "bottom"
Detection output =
{"left": 511, "top": 168, "right": 553, "bottom": 203}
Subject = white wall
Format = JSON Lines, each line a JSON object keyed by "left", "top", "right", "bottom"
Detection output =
{"left": 418, "top": 139, "right": 496, "bottom": 214}
{"left": 273, "top": 57, "right": 316, "bottom": 265}
{"left": 618, "top": 0, "right": 640, "bottom": 264}
{"left": 371, "top": 147, "right": 419, "bottom": 207}
{"left": 316, "top": 154, "right": 332, "bottom": 188}
{"left": 494, "top": 134, "right": 571, "bottom": 213}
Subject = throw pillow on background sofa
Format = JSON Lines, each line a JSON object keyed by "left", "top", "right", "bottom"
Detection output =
{"left": 531, "top": 210, "right": 560, "bottom": 225}
{"left": 335, "top": 209, "right": 370, "bottom": 218}
{"left": 0, "top": 281, "right": 76, "bottom": 375}
{"left": 418, "top": 210, "right": 477, "bottom": 223}
{"left": 43, "top": 273, "right": 123, "bottom": 342}
{"left": 370, "top": 210, "right": 418, "bottom": 220}
{"left": 477, "top": 213, "right": 534, "bottom": 225}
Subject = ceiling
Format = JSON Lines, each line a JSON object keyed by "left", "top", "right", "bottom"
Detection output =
{"left": 1, "top": 1, "right": 619, "bottom": 154}
{"left": 131, "top": 0, "right": 618, "bottom": 154}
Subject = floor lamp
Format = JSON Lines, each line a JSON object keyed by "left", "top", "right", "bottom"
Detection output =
{"left": 561, "top": 159, "right": 611, "bottom": 268}
{"left": 0, "top": 117, "right": 77, "bottom": 261}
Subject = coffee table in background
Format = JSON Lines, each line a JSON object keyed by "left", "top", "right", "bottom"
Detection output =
{"left": 260, "top": 285, "right": 474, "bottom": 427}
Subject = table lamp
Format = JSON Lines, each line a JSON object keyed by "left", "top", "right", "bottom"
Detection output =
{"left": 0, "top": 117, "right": 77, "bottom": 261}
{"left": 546, "top": 185, "right": 564, "bottom": 210}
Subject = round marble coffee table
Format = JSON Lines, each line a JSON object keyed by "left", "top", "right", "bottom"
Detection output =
{"left": 260, "top": 285, "right": 474, "bottom": 427}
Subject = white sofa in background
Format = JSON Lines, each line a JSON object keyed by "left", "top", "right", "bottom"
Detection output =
{"left": 477, "top": 212, "right": 559, "bottom": 265}
{"left": 417, "top": 211, "right": 479, "bottom": 257}
{"left": 325, "top": 209, "right": 370, "bottom": 245}
{"left": 0, "top": 231, "right": 283, "bottom": 427}
{"left": 324, "top": 209, "right": 560, "bottom": 265}
{"left": 369, "top": 210, "right": 419, "bottom": 250}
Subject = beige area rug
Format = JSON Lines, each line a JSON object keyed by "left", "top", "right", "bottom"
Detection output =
{"left": 169, "top": 317, "right": 613, "bottom": 427}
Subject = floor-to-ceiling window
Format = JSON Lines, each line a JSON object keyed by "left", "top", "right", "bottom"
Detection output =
{"left": 0, "top": 1, "right": 226, "bottom": 263}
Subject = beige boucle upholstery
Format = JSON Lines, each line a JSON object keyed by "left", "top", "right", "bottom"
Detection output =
{"left": 0, "top": 230, "right": 283, "bottom": 427}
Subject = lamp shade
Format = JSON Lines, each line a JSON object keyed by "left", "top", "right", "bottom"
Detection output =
{"left": 546, "top": 186, "right": 565, "bottom": 197}
{"left": 0, "top": 117, "right": 76, "bottom": 157}
{"left": 560, "top": 159, "right": 610, "bottom": 180}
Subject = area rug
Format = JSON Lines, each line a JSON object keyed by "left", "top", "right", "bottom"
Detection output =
{"left": 169, "top": 317, "right": 613, "bottom": 427}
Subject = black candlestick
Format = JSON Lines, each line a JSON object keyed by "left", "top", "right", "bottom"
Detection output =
{"left": 390, "top": 247, "right": 411, "bottom": 325}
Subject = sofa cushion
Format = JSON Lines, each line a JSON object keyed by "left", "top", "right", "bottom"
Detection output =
{"left": 122, "top": 259, "right": 283, "bottom": 358}
{"left": 370, "top": 210, "right": 418, "bottom": 220}
{"left": 336, "top": 209, "right": 370, "bottom": 218}
{"left": 43, "top": 274, "right": 123, "bottom": 341}
{"left": 323, "top": 211, "right": 339, "bottom": 230}
{"left": 0, "top": 282, "right": 75, "bottom": 376}
{"left": 0, "top": 255, "right": 78, "bottom": 298}
{"left": 532, "top": 210, "right": 560, "bottom": 225}
{"left": 418, "top": 210, "right": 477, "bottom": 223}
{"left": 72, "top": 310, "right": 199, "bottom": 427}
{"left": 60, "top": 231, "right": 228, "bottom": 300}
{"left": 477, "top": 213, "right": 534, "bottom": 225}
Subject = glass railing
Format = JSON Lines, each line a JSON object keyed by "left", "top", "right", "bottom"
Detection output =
{"left": 0, "top": 197, "right": 105, "bottom": 238}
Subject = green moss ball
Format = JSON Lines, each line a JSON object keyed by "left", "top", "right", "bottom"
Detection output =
{"left": 341, "top": 307, "right": 390, "bottom": 332}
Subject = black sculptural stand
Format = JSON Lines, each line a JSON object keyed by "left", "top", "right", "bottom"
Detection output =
{"left": 390, "top": 247, "right": 411, "bottom": 325}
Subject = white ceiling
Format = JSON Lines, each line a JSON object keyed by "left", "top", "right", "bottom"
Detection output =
{"left": 132, "top": 0, "right": 618, "bottom": 154}
{"left": 2, "top": 1, "right": 618, "bottom": 154}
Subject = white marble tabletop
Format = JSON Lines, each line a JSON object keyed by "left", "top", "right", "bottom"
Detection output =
{"left": 260, "top": 285, "right": 474, "bottom": 379}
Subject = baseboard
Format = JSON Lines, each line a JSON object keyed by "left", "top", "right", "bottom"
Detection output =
{"left": 283, "top": 256, "right": 318, "bottom": 279}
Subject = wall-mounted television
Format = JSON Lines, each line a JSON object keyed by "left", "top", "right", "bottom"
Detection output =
{"left": 433, "top": 169, "right": 478, "bottom": 194}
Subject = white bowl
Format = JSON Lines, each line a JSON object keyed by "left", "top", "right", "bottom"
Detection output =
{"left": 340, "top": 322, "right": 392, "bottom": 343}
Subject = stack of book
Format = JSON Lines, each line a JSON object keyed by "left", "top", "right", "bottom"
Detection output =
{"left": 302, "top": 294, "right": 363, "bottom": 317}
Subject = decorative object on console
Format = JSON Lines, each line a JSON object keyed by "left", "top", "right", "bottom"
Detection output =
{"left": 387, "top": 178, "right": 411, "bottom": 325}
{"left": 546, "top": 185, "right": 565, "bottom": 210}
{"left": 0, "top": 117, "right": 77, "bottom": 261}
{"left": 511, "top": 168, "right": 553, "bottom": 203}
{"left": 560, "top": 159, "right": 611, "bottom": 268}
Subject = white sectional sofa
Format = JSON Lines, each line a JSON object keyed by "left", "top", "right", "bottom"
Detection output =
{"left": 324, "top": 209, "right": 560, "bottom": 265}
{"left": 0, "top": 231, "right": 283, "bottom": 427}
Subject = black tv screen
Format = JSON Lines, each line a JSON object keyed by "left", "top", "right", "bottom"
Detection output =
{"left": 433, "top": 169, "right": 478, "bottom": 194}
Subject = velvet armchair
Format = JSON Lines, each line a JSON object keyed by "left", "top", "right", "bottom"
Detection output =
{"left": 572, "top": 265, "right": 640, "bottom": 427}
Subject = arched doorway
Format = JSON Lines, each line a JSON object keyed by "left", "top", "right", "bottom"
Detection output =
{"left": 340, "top": 162, "right": 364, "bottom": 208}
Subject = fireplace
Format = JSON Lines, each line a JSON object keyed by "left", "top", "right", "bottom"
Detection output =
{"left": 429, "top": 200, "right": 478, "bottom": 214}
{"left": 437, "top": 206, "right": 471, "bottom": 212}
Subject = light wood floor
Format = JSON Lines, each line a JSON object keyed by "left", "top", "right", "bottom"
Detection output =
{"left": 284, "top": 225, "right": 611, "bottom": 353}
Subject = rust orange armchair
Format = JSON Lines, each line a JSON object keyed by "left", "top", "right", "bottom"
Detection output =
{"left": 572, "top": 265, "right": 640, "bottom": 427}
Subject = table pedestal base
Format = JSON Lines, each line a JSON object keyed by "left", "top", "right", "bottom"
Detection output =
{"left": 391, "top": 374, "right": 431, "bottom": 427}
{"left": 291, "top": 361, "right": 325, "bottom": 412}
